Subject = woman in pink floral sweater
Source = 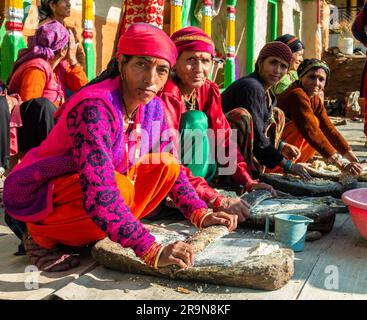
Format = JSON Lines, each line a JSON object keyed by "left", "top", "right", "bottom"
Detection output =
{"left": 3, "top": 23, "right": 237, "bottom": 272}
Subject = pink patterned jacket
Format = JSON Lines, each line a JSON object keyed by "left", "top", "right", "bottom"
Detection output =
{"left": 3, "top": 76, "right": 207, "bottom": 258}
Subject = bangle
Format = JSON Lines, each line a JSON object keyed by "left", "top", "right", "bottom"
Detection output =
{"left": 198, "top": 212, "right": 213, "bottom": 229}
{"left": 142, "top": 242, "right": 163, "bottom": 267}
{"left": 213, "top": 195, "right": 225, "bottom": 212}
{"left": 327, "top": 153, "right": 341, "bottom": 164}
{"left": 283, "top": 160, "right": 293, "bottom": 173}
{"left": 153, "top": 245, "right": 165, "bottom": 270}
{"left": 190, "top": 208, "right": 210, "bottom": 228}
{"left": 278, "top": 140, "right": 286, "bottom": 152}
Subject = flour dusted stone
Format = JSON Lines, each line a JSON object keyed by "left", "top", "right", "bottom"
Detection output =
{"left": 91, "top": 224, "right": 294, "bottom": 291}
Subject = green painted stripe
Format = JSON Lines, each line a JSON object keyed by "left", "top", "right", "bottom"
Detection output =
{"left": 0, "top": 20, "right": 4, "bottom": 80}
{"left": 182, "top": 0, "right": 192, "bottom": 27}
{"left": 189, "top": 0, "right": 199, "bottom": 27}
{"left": 224, "top": 58, "right": 236, "bottom": 88}
{"left": 246, "top": 0, "right": 255, "bottom": 74}
{"left": 83, "top": 42, "right": 95, "bottom": 81}
{"left": 226, "top": 0, "right": 237, "bottom": 6}
{"left": 0, "top": 33, "right": 26, "bottom": 82}
{"left": 23, "top": 0, "right": 32, "bottom": 23}
{"left": 270, "top": 0, "right": 278, "bottom": 40}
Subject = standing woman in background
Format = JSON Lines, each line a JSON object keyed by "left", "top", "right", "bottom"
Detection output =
{"left": 38, "top": 0, "right": 86, "bottom": 69}
{"left": 7, "top": 20, "right": 87, "bottom": 154}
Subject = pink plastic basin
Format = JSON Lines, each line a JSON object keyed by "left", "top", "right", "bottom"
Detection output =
{"left": 342, "top": 188, "right": 367, "bottom": 240}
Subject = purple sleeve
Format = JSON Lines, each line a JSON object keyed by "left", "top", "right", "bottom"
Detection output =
{"left": 160, "top": 116, "right": 208, "bottom": 220}
{"left": 66, "top": 98, "right": 155, "bottom": 258}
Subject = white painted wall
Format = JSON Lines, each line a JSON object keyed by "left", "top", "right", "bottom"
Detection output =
{"left": 254, "top": 0, "right": 268, "bottom": 59}
{"left": 279, "top": 0, "right": 303, "bottom": 37}
{"left": 253, "top": 0, "right": 303, "bottom": 60}
{"left": 69, "top": 0, "right": 122, "bottom": 22}
{"left": 302, "top": 0, "right": 319, "bottom": 59}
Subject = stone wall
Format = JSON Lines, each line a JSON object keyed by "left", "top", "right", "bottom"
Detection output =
{"left": 323, "top": 52, "right": 365, "bottom": 100}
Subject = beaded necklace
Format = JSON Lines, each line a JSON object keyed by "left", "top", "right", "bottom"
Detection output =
{"left": 122, "top": 97, "right": 141, "bottom": 186}
{"left": 182, "top": 91, "right": 197, "bottom": 111}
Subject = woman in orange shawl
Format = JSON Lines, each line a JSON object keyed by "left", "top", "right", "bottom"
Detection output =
{"left": 277, "top": 59, "right": 362, "bottom": 175}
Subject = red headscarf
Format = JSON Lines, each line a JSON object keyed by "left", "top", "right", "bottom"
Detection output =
{"left": 171, "top": 26, "right": 215, "bottom": 57}
{"left": 116, "top": 23, "right": 177, "bottom": 68}
{"left": 257, "top": 41, "right": 293, "bottom": 66}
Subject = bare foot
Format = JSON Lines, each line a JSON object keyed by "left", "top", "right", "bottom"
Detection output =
{"left": 22, "top": 233, "right": 80, "bottom": 272}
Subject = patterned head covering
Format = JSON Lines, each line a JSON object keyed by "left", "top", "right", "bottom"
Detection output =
{"left": 10, "top": 20, "right": 69, "bottom": 79}
{"left": 170, "top": 26, "right": 215, "bottom": 57}
{"left": 116, "top": 23, "right": 177, "bottom": 68}
{"left": 275, "top": 34, "right": 304, "bottom": 53}
{"left": 257, "top": 41, "right": 293, "bottom": 67}
{"left": 297, "top": 59, "right": 330, "bottom": 80}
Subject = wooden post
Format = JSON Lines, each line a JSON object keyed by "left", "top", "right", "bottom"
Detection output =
{"left": 170, "top": 0, "right": 183, "bottom": 35}
{"left": 0, "top": 0, "right": 26, "bottom": 82}
{"left": 224, "top": 0, "right": 237, "bottom": 88}
{"left": 202, "top": 0, "right": 212, "bottom": 36}
{"left": 82, "top": 0, "right": 95, "bottom": 80}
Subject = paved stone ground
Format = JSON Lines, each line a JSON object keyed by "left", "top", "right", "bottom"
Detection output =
{"left": 0, "top": 118, "right": 366, "bottom": 300}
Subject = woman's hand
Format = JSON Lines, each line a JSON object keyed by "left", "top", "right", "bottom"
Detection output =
{"left": 66, "top": 30, "right": 79, "bottom": 66}
{"left": 281, "top": 143, "right": 301, "bottom": 161}
{"left": 342, "top": 162, "right": 363, "bottom": 176}
{"left": 201, "top": 211, "right": 238, "bottom": 232}
{"left": 218, "top": 197, "right": 250, "bottom": 223}
{"left": 251, "top": 182, "right": 277, "bottom": 196}
{"left": 289, "top": 163, "right": 312, "bottom": 180}
{"left": 157, "top": 241, "right": 194, "bottom": 269}
{"left": 343, "top": 150, "right": 359, "bottom": 163}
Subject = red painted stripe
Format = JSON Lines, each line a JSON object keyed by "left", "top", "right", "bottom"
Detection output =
{"left": 227, "top": 7, "right": 236, "bottom": 14}
{"left": 82, "top": 31, "right": 93, "bottom": 39}
{"left": 5, "top": 21, "right": 23, "bottom": 31}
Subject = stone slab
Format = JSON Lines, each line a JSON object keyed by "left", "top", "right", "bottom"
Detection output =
{"left": 259, "top": 173, "right": 359, "bottom": 198}
{"left": 54, "top": 215, "right": 350, "bottom": 300}
{"left": 92, "top": 223, "right": 294, "bottom": 291}
{"left": 243, "top": 191, "right": 346, "bottom": 233}
{"left": 302, "top": 161, "right": 367, "bottom": 182}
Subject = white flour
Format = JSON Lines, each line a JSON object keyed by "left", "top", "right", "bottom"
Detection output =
{"left": 194, "top": 236, "right": 280, "bottom": 267}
